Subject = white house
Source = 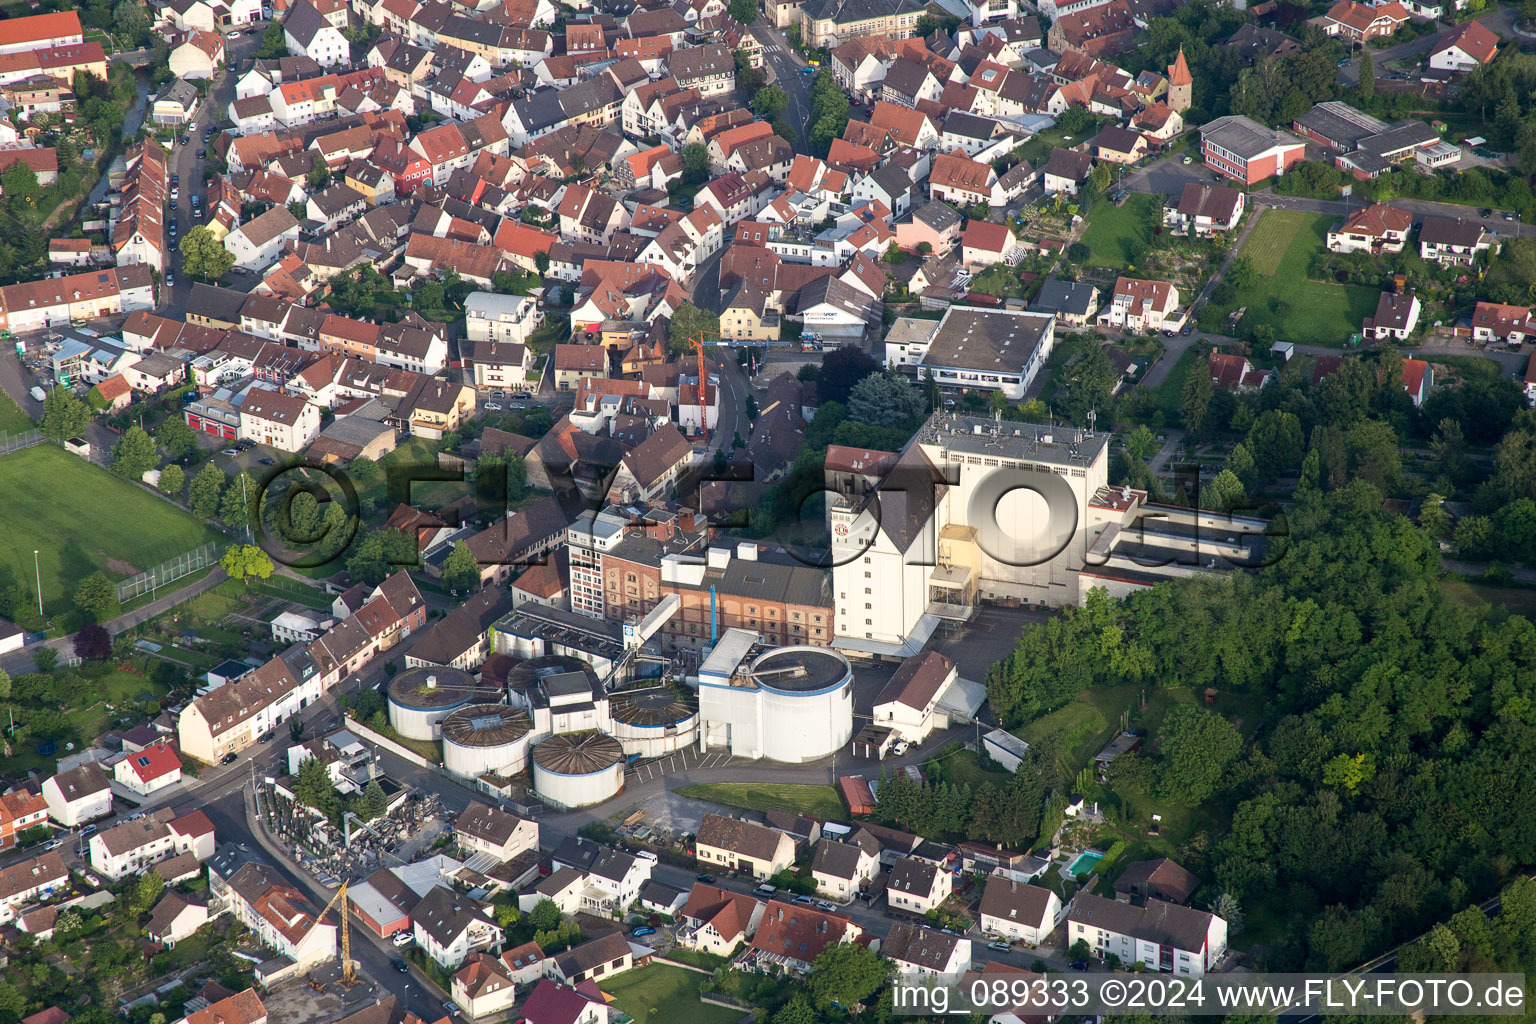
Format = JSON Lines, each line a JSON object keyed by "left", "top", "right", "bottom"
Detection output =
{"left": 676, "top": 882, "right": 764, "bottom": 955}
{"left": 887, "top": 857, "right": 953, "bottom": 916}
{"left": 1066, "top": 893, "right": 1227, "bottom": 975}
{"left": 112, "top": 742, "right": 183, "bottom": 796}
{"left": 454, "top": 802, "right": 539, "bottom": 863}
{"left": 284, "top": 0, "right": 350, "bottom": 67}
{"left": 223, "top": 206, "right": 301, "bottom": 271}
{"left": 979, "top": 876, "right": 1063, "bottom": 945}
{"left": 239, "top": 387, "right": 322, "bottom": 452}
{"left": 1097, "top": 277, "right": 1180, "bottom": 332}
{"left": 695, "top": 814, "right": 795, "bottom": 880}
{"left": 1428, "top": 19, "right": 1499, "bottom": 72}
{"left": 882, "top": 921, "right": 972, "bottom": 981}
{"left": 466, "top": 293, "right": 539, "bottom": 346}
{"left": 89, "top": 809, "right": 215, "bottom": 882}
{"left": 811, "top": 832, "right": 880, "bottom": 900}
{"left": 871, "top": 650, "right": 956, "bottom": 745}
{"left": 146, "top": 892, "right": 210, "bottom": 948}
{"left": 42, "top": 763, "right": 112, "bottom": 827}
{"left": 413, "top": 886, "right": 502, "bottom": 969}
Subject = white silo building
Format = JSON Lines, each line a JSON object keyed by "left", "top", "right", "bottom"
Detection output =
{"left": 441, "top": 704, "right": 534, "bottom": 780}
{"left": 386, "top": 667, "right": 495, "bottom": 741}
{"left": 696, "top": 630, "right": 855, "bottom": 762}
{"left": 609, "top": 686, "right": 699, "bottom": 757}
{"left": 531, "top": 732, "right": 626, "bottom": 808}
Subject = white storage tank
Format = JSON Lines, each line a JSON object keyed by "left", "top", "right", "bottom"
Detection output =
{"left": 387, "top": 667, "right": 489, "bottom": 741}
{"left": 441, "top": 704, "right": 534, "bottom": 779}
{"left": 699, "top": 644, "right": 855, "bottom": 763}
{"left": 609, "top": 686, "right": 699, "bottom": 758}
{"left": 531, "top": 731, "right": 625, "bottom": 809}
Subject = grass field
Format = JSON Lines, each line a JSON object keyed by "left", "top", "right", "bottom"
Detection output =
{"left": 0, "top": 392, "right": 29, "bottom": 437}
{"left": 1225, "top": 211, "right": 1378, "bottom": 345}
{"left": 1016, "top": 684, "right": 1139, "bottom": 773}
{"left": 601, "top": 965, "right": 740, "bottom": 1024}
{"left": 1078, "top": 195, "right": 1162, "bottom": 270}
{"left": 1155, "top": 347, "right": 1200, "bottom": 422}
{"left": 1445, "top": 580, "right": 1536, "bottom": 617}
{"left": 0, "top": 445, "right": 224, "bottom": 614}
{"left": 675, "top": 782, "right": 846, "bottom": 820}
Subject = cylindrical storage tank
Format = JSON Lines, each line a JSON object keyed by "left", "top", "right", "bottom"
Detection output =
{"left": 441, "top": 704, "right": 534, "bottom": 779}
{"left": 750, "top": 646, "right": 855, "bottom": 763}
{"left": 506, "top": 655, "right": 599, "bottom": 709}
{"left": 609, "top": 687, "right": 700, "bottom": 758}
{"left": 531, "top": 731, "right": 625, "bottom": 809}
{"left": 387, "top": 666, "right": 486, "bottom": 741}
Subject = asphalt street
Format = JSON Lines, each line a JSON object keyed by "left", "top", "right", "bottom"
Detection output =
{"left": 750, "top": 21, "right": 812, "bottom": 153}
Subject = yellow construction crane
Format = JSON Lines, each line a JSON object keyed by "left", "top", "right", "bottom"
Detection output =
{"left": 318, "top": 882, "right": 356, "bottom": 984}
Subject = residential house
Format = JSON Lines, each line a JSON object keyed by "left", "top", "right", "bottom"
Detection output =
{"left": 896, "top": 200, "right": 961, "bottom": 255}
{"left": 413, "top": 887, "right": 502, "bottom": 969}
{"left": 519, "top": 979, "right": 609, "bottom": 1024}
{"left": 1066, "top": 892, "right": 1227, "bottom": 975}
{"left": 676, "top": 882, "right": 764, "bottom": 955}
{"left": 929, "top": 151, "right": 1003, "bottom": 208}
{"left": 41, "top": 764, "right": 112, "bottom": 827}
{"left": 1040, "top": 147, "right": 1092, "bottom": 195}
{"left": 811, "top": 830, "right": 881, "bottom": 901}
{"left": 1030, "top": 278, "right": 1099, "bottom": 327}
{"left": 1399, "top": 356, "right": 1433, "bottom": 406}
{"left": 746, "top": 900, "right": 861, "bottom": 976}
{"left": 1164, "top": 183, "right": 1244, "bottom": 236}
{"left": 960, "top": 220, "right": 1020, "bottom": 271}
{"left": 146, "top": 892, "right": 210, "bottom": 948}
{"left": 455, "top": 802, "right": 539, "bottom": 862}
{"left": 1429, "top": 20, "right": 1499, "bottom": 72}
{"left": 89, "top": 809, "right": 215, "bottom": 882}
{"left": 882, "top": 921, "right": 972, "bottom": 980}
{"left": 695, "top": 813, "right": 795, "bottom": 880}
{"left": 550, "top": 931, "right": 634, "bottom": 985}
{"left": 887, "top": 856, "right": 952, "bottom": 915}
{"left": 1113, "top": 858, "right": 1200, "bottom": 905}
{"left": 112, "top": 743, "right": 182, "bottom": 796}
{"left": 1095, "top": 125, "right": 1147, "bottom": 164}
{"left": 979, "top": 876, "right": 1063, "bottom": 944}
{"left": 1326, "top": 203, "right": 1412, "bottom": 254}
{"left": 1364, "top": 289, "right": 1421, "bottom": 341}
{"left": 223, "top": 206, "right": 301, "bottom": 271}
{"left": 1097, "top": 277, "right": 1179, "bottom": 331}
{"left": 1322, "top": 0, "right": 1409, "bottom": 43}
{"left": 1419, "top": 216, "right": 1491, "bottom": 266}
{"left": 871, "top": 650, "right": 958, "bottom": 744}
{"left": 215, "top": 857, "right": 337, "bottom": 968}
{"left": 285, "top": 0, "right": 350, "bottom": 66}
{"left": 1471, "top": 301, "right": 1535, "bottom": 346}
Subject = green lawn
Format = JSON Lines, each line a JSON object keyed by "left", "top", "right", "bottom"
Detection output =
{"left": 1078, "top": 194, "right": 1163, "bottom": 271}
{"left": 676, "top": 782, "right": 846, "bottom": 821}
{"left": 1445, "top": 580, "right": 1536, "bottom": 618}
{"left": 0, "top": 391, "right": 30, "bottom": 437}
{"left": 1155, "top": 346, "right": 1200, "bottom": 423}
{"left": 1223, "top": 211, "right": 1378, "bottom": 345}
{"left": 1016, "top": 684, "right": 1139, "bottom": 774}
{"left": 926, "top": 746, "right": 1013, "bottom": 792}
{"left": 0, "top": 445, "right": 224, "bottom": 614}
{"left": 600, "top": 965, "right": 740, "bottom": 1024}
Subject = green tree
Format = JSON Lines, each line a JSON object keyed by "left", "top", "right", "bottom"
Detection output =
{"left": 729, "top": 0, "right": 758, "bottom": 23}
{"left": 180, "top": 226, "right": 235, "bottom": 283}
{"left": 113, "top": 0, "right": 151, "bottom": 46}
{"left": 189, "top": 463, "right": 226, "bottom": 518}
{"left": 772, "top": 994, "right": 817, "bottom": 1024}
{"left": 528, "top": 898, "right": 562, "bottom": 932}
{"left": 1126, "top": 424, "right": 1158, "bottom": 461}
{"left": 1061, "top": 343, "right": 1116, "bottom": 425}
{"left": 809, "top": 941, "right": 890, "bottom": 1010}
{"left": 1208, "top": 892, "right": 1244, "bottom": 935}
{"left": 753, "top": 84, "right": 789, "bottom": 119}
{"left": 494, "top": 902, "right": 521, "bottom": 927}
{"left": 155, "top": 415, "right": 198, "bottom": 459}
{"left": 307, "top": 154, "right": 330, "bottom": 190}
{"left": 220, "top": 472, "right": 256, "bottom": 531}
{"left": 667, "top": 304, "right": 720, "bottom": 354}
{"left": 1454, "top": 514, "right": 1495, "bottom": 558}
{"left": 133, "top": 869, "right": 165, "bottom": 914}
{"left": 220, "top": 544, "right": 274, "bottom": 585}
{"left": 158, "top": 463, "right": 185, "bottom": 497}
{"left": 345, "top": 528, "right": 419, "bottom": 586}
{"left": 1322, "top": 752, "right": 1376, "bottom": 794}
{"left": 442, "top": 540, "right": 480, "bottom": 594}
{"left": 256, "top": 22, "right": 286, "bottom": 58}
{"left": 1247, "top": 409, "right": 1304, "bottom": 476}
{"left": 292, "top": 754, "right": 343, "bottom": 822}
{"left": 680, "top": 142, "right": 710, "bottom": 185}
{"left": 1419, "top": 492, "right": 1452, "bottom": 539}
{"left": 110, "top": 425, "right": 159, "bottom": 479}
{"left": 1, "top": 162, "right": 41, "bottom": 216}
{"left": 847, "top": 370, "right": 925, "bottom": 429}
{"left": 39, "top": 387, "right": 90, "bottom": 441}
{"left": 1156, "top": 704, "right": 1242, "bottom": 805}
{"left": 73, "top": 571, "right": 119, "bottom": 624}
{"left": 1182, "top": 357, "right": 1214, "bottom": 436}
{"left": 0, "top": 668, "right": 10, "bottom": 701}
{"left": 1359, "top": 49, "right": 1374, "bottom": 100}
{"left": 357, "top": 779, "right": 388, "bottom": 820}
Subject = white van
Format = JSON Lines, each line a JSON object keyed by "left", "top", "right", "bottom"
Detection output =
{"left": 29, "top": 386, "right": 45, "bottom": 402}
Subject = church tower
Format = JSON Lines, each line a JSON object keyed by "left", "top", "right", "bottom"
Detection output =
{"left": 1167, "top": 46, "right": 1193, "bottom": 113}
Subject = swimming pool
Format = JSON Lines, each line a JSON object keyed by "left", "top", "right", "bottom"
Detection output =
{"left": 1067, "top": 851, "right": 1104, "bottom": 875}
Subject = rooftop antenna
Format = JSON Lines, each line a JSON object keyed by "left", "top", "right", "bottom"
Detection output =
{"left": 1087, "top": 407, "right": 1097, "bottom": 433}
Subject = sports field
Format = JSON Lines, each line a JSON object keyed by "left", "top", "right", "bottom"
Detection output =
{"left": 0, "top": 445, "right": 224, "bottom": 614}
{"left": 1225, "top": 211, "right": 1378, "bottom": 345}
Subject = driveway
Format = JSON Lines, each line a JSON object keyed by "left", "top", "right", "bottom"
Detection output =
{"left": 1121, "top": 154, "right": 1210, "bottom": 197}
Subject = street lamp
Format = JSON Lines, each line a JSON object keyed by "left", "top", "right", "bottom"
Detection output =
{"left": 32, "top": 550, "right": 41, "bottom": 617}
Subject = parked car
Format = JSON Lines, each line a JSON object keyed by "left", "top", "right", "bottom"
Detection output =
{"left": 508, "top": 402, "right": 526, "bottom": 409}
{"left": 511, "top": 391, "right": 532, "bottom": 399}
{"left": 220, "top": 447, "right": 239, "bottom": 456}
{"left": 42, "top": 839, "right": 62, "bottom": 851}
{"left": 221, "top": 752, "right": 239, "bottom": 764}
{"left": 78, "top": 824, "right": 97, "bottom": 837}
{"left": 697, "top": 874, "right": 716, "bottom": 884}
{"left": 1180, "top": 325, "right": 1192, "bottom": 335}
{"left": 392, "top": 957, "right": 409, "bottom": 972}
{"left": 632, "top": 927, "right": 656, "bottom": 937}
{"left": 392, "top": 932, "right": 413, "bottom": 947}
{"left": 1069, "top": 961, "right": 1089, "bottom": 971}
{"left": 258, "top": 732, "right": 274, "bottom": 743}
{"left": 793, "top": 895, "right": 815, "bottom": 905}
{"left": 1506, "top": 212, "right": 1517, "bottom": 221}
{"left": 490, "top": 389, "right": 506, "bottom": 397}
{"left": 484, "top": 401, "right": 502, "bottom": 411}
{"left": 166, "top": 271, "right": 174, "bottom": 286}
{"left": 1182, "top": 155, "right": 1193, "bottom": 165}
{"left": 987, "top": 941, "right": 1011, "bottom": 952}
{"left": 636, "top": 850, "right": 658, "bottom": 861}
{"left": 816, "top": 900, "right": 836, "bottom": 912}
{"left": 892, "top": 740, "right": 910, "bottom": 756}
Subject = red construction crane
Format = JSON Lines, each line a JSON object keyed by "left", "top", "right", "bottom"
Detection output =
{"left": 688, "top": 328, "right": 719, "bottom": 436}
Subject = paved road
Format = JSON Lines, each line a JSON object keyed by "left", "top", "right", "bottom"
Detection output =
{"left": 750, "top": 21, "right": 812, "bottom": 153}
{"left": 0, "top": 345, "right": 41, "bottom": 428}
{"left": 1336, "top": 6, "right": 1517, "bottom": 85}
{"left": 164, "top": 30, "right": 260, "bottom": 315}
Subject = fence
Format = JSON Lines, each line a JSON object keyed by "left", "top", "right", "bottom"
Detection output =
{"left": 0, "top": 429, "right": 45, "bottom": 458}
{"left": 115, "top": 542, "right": 221, "bottom": 603}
